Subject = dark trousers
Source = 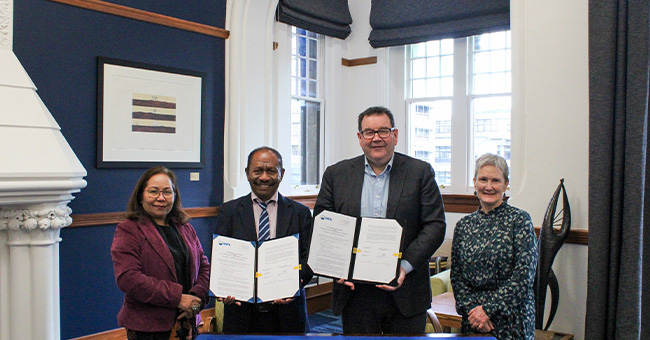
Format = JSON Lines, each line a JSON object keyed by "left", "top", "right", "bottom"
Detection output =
{"left": 341, "top": 284, "right": 426, "bottom": 335}
{"left": 223, "top": 300, "right": 308, "bottom": 334}
{"left": 126, "top": 330, "right": 171, "bottom": 340}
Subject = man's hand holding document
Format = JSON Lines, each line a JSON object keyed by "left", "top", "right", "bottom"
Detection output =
{"left": 308, "top": 210, "right": 403, "bottom": 285}
{"left": 210, "top": 234, "right": 300, "bottom": 303}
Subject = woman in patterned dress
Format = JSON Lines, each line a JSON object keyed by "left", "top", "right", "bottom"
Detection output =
{"left": 450, "top": 153, "right": 538, "bottom": 340}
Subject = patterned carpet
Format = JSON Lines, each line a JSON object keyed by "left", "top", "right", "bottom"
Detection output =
{"left": 308, "top": 309, "right": 343, "bottom": 333}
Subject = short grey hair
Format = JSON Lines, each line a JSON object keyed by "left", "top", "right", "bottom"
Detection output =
{"left": 474, "top": 153, "right": 509, "bottom": 182}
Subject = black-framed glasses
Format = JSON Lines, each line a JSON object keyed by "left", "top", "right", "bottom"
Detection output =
{"left": 360, "top": 127, "right": 395, "bottom": 139}
{"left": 145, "top": 188, "right": 175, "bottom": 199}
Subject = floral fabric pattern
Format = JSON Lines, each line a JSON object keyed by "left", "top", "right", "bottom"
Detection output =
{"left": 450, "top": 202, "right": 538, "bottom": 340}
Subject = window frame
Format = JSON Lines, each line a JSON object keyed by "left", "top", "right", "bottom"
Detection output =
{"left": 405, "top": 32, "right": 511, "bottom": 194}
{"left": 284, "top": 26, "right": 326, "bottom": 196}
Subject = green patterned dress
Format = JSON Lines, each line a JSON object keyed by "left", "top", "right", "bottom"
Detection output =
{"left": 450, "top": 202, "right": 538, "bottom": 340}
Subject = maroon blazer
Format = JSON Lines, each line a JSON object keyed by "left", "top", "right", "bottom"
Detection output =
{"left": 111, "top": 218, "right": 210, "bottom": 332}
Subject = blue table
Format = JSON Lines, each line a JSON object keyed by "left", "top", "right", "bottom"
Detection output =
{"left": 196, "top": 335, "right": 495, "bottom": 340}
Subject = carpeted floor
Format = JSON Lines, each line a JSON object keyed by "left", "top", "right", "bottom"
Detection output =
{"left": 308, "top": 309, "right": 343, "bottom": 333}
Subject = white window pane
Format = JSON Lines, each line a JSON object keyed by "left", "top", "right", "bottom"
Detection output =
{"left": 309, "top": 60, "right": 317, "bottom": 80}
{"left": 473, "top": 74, "right": 490, "bottom": 94}
{"left": 290, "top": 99, "right": 320, "bottom": 185}
{"left": 491, "top": 73, "right": 506, "bottom": 93}
{"left": 441, "top": 76, "right": 453, "bottom": 96}
{"left": 427, "top": 57, "right": 441, "bottom": 77}
{"left": 300, "top": 79, "right": 306, "bottom": 97}
{"left": 291, "top": 56, "right": 298, "bottom": 77}
{"left": 291, "top": 77, "right": 298, "bottom": 96}
{"left": 412, "top": 79, "right": 427, "bottom": 98}
{"left": 412, "top": 59, "right": 426, "bottom": 78}
{"left": 505, "top": 71, "right": 512, "bottom": 92}
{"left": 426, "top": 41, "right": 440, "bottom": 56}
{"left": 299, "top": 58, "right": 306, "bottom": 78}
{"left": 474, "top": 51, "right": 490, "bottom": 74}
{"left": 472, "top": 96, "right": 511, "bottom": 165}
{"left": 441, "top": 39, "right": 454, "bottom": 54}
{"left": 309, "top": 80, "right": 317, "bottom": 98}
{"left": 309, "top": 38, "right": 317, "bottom": 58}
{"left": 298, "top": 36, "right": 307, "bottom": 57}
{"left": 427, "top": 78, "right": 440, "bottom": 97}
{"left": 441, "top": 55, "right": 453, "bottom": 76}
{"left": 491, "top": 50, "right": 507, "bottom": 72}
{"left": 408, "top": 100, "right": 452, "bottom": 187}
{"left": 474, "top": 34, "right": 488, "bottom": 51}
{"left": 412, "top": 43, "right": 426, "bottom": 58}
{"left": 490, "top": 31, "right": 507, "bottom": 49}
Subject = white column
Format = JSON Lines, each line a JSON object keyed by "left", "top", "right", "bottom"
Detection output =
{"left": 2, "top": 206, "right": 70, "bottom": 340}
{"left": 0, "top": 0, "right": 87, "bottom": 339}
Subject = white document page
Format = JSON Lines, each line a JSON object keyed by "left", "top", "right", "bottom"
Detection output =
{"left": 308, "top": 210, "right": 357, "bottom": 279}
{"left": 351, "top": 218, "right": 402, "bottom": 284}
{"left": 256, "top": 235, "right": 300, "bottom": 302}
{"left": 210, "top": 235, "right": 256, "bottom": 302}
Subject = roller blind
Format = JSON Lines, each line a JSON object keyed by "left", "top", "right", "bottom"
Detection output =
{"left": 277, "top": 0, "right": 353, "bottom": 39}
{"left": 369, "top": 0, "right": 509, "bottom": 48}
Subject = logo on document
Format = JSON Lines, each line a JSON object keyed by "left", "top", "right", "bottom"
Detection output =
{"left": 218, "top": 241, "right": 231, "bottom": 246}
{"left": 320, "top": 216, "right": 332, "bottom": 221}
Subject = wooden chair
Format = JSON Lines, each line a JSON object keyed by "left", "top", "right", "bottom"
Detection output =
{"left": 198, "top": 302, "right": 224, "bottom": 333}
{"left": 426, "top": 308, "right": 444, "bottom": 333}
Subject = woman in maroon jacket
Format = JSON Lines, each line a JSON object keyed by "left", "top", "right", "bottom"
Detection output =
{"left": 111, "top": 166, "right": 210, "bottom": 340}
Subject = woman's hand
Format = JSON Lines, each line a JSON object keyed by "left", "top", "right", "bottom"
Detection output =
{"left": 468, "top": 305, "right": 494, "bottom": 333}
{"left": 178, "top": 294, "right": 202, "bottom": 316}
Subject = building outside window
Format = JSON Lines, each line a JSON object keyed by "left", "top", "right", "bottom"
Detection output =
{"left": 290, "top": 27, "right": 323, "bottom": 187}
{"left": 407, "top": 30, "right": 511, "bottom": 192}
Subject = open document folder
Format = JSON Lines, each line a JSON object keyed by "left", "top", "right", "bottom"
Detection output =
{"left": 209, "top": 234, "right": 300, "bottom": 303}
{"left": 308, "top": 210, "right": 403, "bottom": 284}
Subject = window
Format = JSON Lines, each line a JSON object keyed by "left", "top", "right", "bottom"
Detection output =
{"left": 290, "top": 27, "right": 323, "bottom": 187}
{"left": 407, "top": 31, "right": 511, "bottom": 192}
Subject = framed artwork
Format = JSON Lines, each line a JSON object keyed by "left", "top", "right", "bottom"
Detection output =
{"left": 97, "top": 57, "right": 206, "bottom": 168}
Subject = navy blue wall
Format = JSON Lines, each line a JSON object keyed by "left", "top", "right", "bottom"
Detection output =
{"left": 13, "top": 1, "right": 226, "bottom": 338}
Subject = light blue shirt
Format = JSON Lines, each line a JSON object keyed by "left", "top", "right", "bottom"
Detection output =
{"left": 360, "top": 155, "right": 413, "bottom": 274}
{"left": 360, "top": 156, "right": 393, "bottom": 218}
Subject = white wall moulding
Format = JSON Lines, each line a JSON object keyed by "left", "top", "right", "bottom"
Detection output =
{"left": 47, "top": 0, "right": 229, "bottom": 39}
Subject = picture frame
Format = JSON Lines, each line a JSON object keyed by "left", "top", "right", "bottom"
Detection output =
{"left": 97, "top": 57, "right": 206, "bottom": 168}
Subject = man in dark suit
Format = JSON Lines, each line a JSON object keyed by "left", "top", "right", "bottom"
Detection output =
{"left": 215, "top": 146, "right": 313, "bottom": 333}
{"left": 314, "top": 106, "right": 446, "bottom": 334}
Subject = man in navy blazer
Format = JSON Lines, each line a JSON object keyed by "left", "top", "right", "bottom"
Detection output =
{"left": 314, "top": 106, "right": 446, "bottom": 334}
{"left": 215, "top": 146, "right": 313, "bottom": 333}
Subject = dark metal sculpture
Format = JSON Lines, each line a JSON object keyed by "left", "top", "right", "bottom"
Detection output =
{"left": 534, "top": 179, "right": 571, "bottom": 331}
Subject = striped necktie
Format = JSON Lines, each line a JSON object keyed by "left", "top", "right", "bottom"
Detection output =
{"left": 257, "top": 201, "right": 270, "bottom": 241}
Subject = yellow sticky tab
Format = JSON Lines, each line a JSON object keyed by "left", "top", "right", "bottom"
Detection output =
{"left": 393, "top": 252, "right": 402, "bottom": 258}
{"left": 353, "top": 247, "right": 360, "bottom": 253}
{"left": 294, "top": 264, "right": 302, "bottom": 270}
{"left": 256, "top": 272, "right": 262, "bottom": 278}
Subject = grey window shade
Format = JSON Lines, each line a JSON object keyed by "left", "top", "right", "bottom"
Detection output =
{"left": 369, "top": 0, "right": 510, "bottom": 48}
{"left": 277, "top": 0, "right": 353, "bottom": 39}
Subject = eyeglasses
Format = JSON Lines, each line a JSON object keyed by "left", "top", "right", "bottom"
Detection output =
{"left": 360, "top": 128, "right": 395, "bottom": 140}
{"left": 145, "top": 188, "right": 175, "bottom": 199}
